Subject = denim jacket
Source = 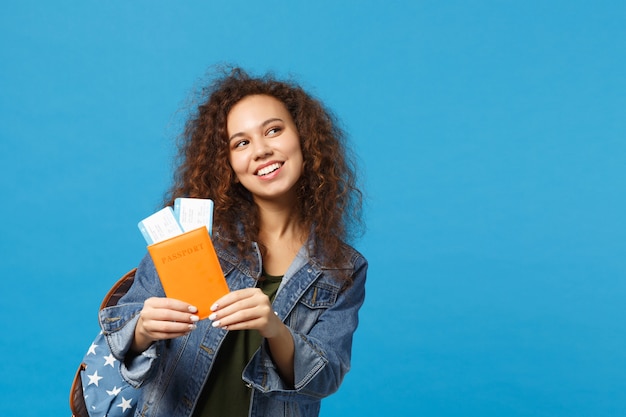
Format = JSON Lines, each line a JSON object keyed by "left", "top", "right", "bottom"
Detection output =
{"left": 99, "top": 235, "right": 367, "bottom": 417}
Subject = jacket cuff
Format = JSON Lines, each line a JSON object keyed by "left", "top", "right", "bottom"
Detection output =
{"left": 243, "top": 326, "right": 328, "bottom": 397}
{"left": 99, "top": 303, "right": 159, "bottom": 388}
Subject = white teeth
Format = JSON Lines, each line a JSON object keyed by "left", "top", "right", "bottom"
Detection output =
{"left": 257, "top": 163, "right": 282, "bottom": 176}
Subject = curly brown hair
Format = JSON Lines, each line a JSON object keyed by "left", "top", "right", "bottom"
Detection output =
{"left": 165, "top": 67, "right": 363, "bottom": 283}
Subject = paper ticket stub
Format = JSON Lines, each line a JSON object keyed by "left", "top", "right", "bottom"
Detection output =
{"left": 137, "top": 206, "right": 184, "bottom": 245}
{"left": 174, "top": 198, "right": 214, "bottom": 235}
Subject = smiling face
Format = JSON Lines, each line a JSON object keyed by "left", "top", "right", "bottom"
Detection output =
{"left": 227, "top": 94, "right": 304, "bottom": 205}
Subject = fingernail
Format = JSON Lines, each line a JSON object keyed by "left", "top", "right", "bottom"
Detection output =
{"left": 190, "top": 315, "right": 199, "bottom": 322}
{"left": 188, "top": 324, "right": 197, "bottom": 331}
{"left": 188, "top": 306, "right": 198, "bottom": 313}
{"left": 208, "top": 313, "right": 217, "bottom": 321}
{"left": 210, "top": 303, "right": 218, "bottom": 311}
{"left": 211, "top": 320, "right": 221, "bottom": 328}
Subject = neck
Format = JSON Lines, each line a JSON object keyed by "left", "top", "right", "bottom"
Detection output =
{"left": 253, "top": 194, "right": 306, "bottom": 242}
{"left": 254, "top": 199, "right": 308, "bottom": 276}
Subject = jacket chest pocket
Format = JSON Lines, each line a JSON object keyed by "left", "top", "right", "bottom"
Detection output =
{"left": 287, "top": 281, "right": 340, "bottom": 333}
{"left": 300, "top": 281, "right": 340, "bottom": 309}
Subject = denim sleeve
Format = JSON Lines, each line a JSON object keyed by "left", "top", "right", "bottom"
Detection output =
{"left": 98, "top": 254, "right": 164, "bottom": 388}
{"left": 243, "top": 254, "right": 367, "bottom": 401}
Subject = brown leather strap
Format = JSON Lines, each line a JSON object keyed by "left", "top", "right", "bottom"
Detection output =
{"left": 69, "top": 363, "right": 87, "bottom": 417}
{"left": 100, "top": 268, "right": 137, "bottom": 309}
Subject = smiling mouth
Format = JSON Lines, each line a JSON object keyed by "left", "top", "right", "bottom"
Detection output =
{"left": 256, "top": 162, "right": 283, "bottom": 176}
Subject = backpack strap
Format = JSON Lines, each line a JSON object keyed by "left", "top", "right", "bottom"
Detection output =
{"left": 69, "top": 268, "right": 137, "bottom": 417}
{"left": 69, "top": 362, "right": 88, "bottom": 417}
{"left": 100, "top": 268, "right": 137, "bottom": 309}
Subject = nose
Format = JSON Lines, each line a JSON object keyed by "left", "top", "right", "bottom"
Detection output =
{"left": 253, "top": 137, "right": 272, "bottom": 159}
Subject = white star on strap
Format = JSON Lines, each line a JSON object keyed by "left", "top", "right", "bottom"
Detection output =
{"left": 87, "top": 370, "right": 103, "bottom": 387}
{"left": 116, "top": 396, "right": 133, "bottom": 412}
{"left": 87, "top": 342, "right": 98, "bottom": 355}
{"left": 103, "top": 353, "right": 117, "bottom": 367}
{"left": 107, "top": 386, "right": 122, "bottom": 396}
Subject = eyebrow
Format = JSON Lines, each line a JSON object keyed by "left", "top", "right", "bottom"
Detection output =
{"left": 229, "top": 118, "right": 284, "bottom": 142}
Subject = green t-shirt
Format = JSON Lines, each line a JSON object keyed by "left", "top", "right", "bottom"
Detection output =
{"left": 193, "top": 273, "right": 283, "bottom": 417}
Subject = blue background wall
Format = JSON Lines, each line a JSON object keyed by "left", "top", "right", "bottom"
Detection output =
{"left": 1, "top": 1, "right": 624, "bottom": 416}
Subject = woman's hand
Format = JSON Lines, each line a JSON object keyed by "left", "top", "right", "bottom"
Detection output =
{"left": 209, "top": 288, "right": 295, "bottom": 386}
{"left": 208, "top": 288, "right": 281, "bottom": 337}
{"left": 132, "top": 297, "right": 199, "bottom": 353}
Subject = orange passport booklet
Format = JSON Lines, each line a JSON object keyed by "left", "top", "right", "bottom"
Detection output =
{"left": 147, "top": 227, "right": 229, "bottom": 319}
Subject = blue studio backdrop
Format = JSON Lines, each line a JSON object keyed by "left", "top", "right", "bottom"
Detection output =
{"left": 1, "top": 1, "right": 625, "bottom": 416}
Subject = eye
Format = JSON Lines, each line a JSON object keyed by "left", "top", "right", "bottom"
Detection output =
{"left": 266, "top": 126, "right": 282, "bottom": 136}
{"left": 232, "top": 139, "right": 249, "bottom": 149}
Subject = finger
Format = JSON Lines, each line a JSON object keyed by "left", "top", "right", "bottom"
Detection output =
{"left": 143, "top": 318, "right": 197, "bottom": 334}
{"left": 210, "top": 302, "right": 273, "bottom": 330}
{"left": 209, "top": 294, "right": 268, "bottom": 325}
{"left": 138, "top": 313, "right": 199, "bottom": 341}
{"left": 141, "top": 328, "right": 194, "bottom": 341}
{"left": 141, "top": 306, "right": 200, "bottom": 324}
{"left": 217, "top": 317, "right": 265, "bottom": 331}
{"left": 214, "top": 308, "right": 283, "bottom": 338}
{"left": 145, "top": 297, "right": 198, "bottom": 314}
{"left": 210, "top": 288, "right": 259, "bottom": 311}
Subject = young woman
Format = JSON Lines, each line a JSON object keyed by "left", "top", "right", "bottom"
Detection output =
{"left": 99, "top": 68, "right": 367, "bottom": 417}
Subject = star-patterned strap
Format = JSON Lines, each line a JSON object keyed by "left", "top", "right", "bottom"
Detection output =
{"left": 69, "top": 269, "right": 139, "bottom": 417}
{"left": 78, "top": 331, "right": 140, "bottom": 416}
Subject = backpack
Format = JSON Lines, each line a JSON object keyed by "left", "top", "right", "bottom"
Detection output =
{"left": 69, "top": 269, "right": 140, "bottom": 417}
